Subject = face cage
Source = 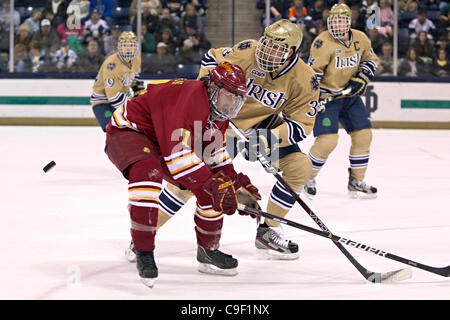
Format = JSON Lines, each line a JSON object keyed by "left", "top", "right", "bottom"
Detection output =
{"left": 118, "top": 40, "right": 138, "bottom": 62}
{"left": 209, "top": 86, "right": 246, "bottom": 121}
{"left": 327, "top": 15, "right": 351, "bottom": 39}
{"left": 255, "top": 36, "right": 290, "bottom": 72}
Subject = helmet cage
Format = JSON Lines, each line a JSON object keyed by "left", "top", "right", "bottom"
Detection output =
{"left": 209, "top": 85, "right": 246, "bottom": 121}
{"left": 327, "top": 14, "right": 351, "bottom": 39}
{"left": 118, "top": 38, "right": 138, "bottom": 63}
{"left": 255, "top": 36, "right": 290, "bottom": 72}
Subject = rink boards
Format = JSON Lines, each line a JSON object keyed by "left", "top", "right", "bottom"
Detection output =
{"left": 0, "top": 78, "right": 449, "bottom": 128}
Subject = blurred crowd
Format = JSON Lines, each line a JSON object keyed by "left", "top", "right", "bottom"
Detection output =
{"left": 257, "top": 0, "right": 450, "bottom": 77}
{"left": 1, "top": 0, "right": 449, "bottom": 77}
{"left": 0, "top": 0, "right": 210, "bottom": 74}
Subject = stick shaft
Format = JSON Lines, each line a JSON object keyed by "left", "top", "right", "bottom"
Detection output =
{"left": 240, "top": 205, "right": 449, "bottom": 278}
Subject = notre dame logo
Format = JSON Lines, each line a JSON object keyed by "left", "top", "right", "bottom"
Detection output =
{"left": 314, "top": 39, "right": 323, "bottom": 49}
{"left": 311, "top": 76, "right": 319, "bottom": 91}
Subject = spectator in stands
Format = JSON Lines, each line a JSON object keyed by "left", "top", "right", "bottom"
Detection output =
{"left": 377, "top": 42, "right": 394, "bottom": 76}
{"left": 140, "top": 24, "right": 156, "bottom": 54}
{"left": 67, "top": 0, "right": 90, "bottom": 23}
{"left": 15, "top": 24, "right": 33, "bottom": 51}
{"left": 368, "top": 27, "right": 387, "bottom": 55}
{"left": 377, "top": 0, "right": 394, "bottom": 38}
{"left": 398, "top": 47, "right": 428, "bottom": 76}
{"left": 43, "top": 0, "right": 69, "bottom": 28}
{"left": 52, "top": 39, "right": 78, "bottom": 72}
{"left": 408, "top": 8, "right": 436, "bottom": 40}
{"left": 161, "top": 0, "right": 184, "bottom": 25}
{"left": 104, "top": 24, "right": 120, "bottom": 56}
{"left": 75, "top": 39, "right": 104, "bottom": 71}
{"left": 89, "top": 0, "right": 114, "bottom": 25}
{"left": 0, "top": 0, "right": 20, "bottom": 32}
{"left": 186, "top": 0, "right": 207, "bottom": 17}
{"left": 256, "top": 0, "right": 290, "bottom": 27}
{"left": 177, "top": 20, "right": 210, "bottom": 64}
{"left": 24, "top": 9, "right": 43, "bottom": 33}
{"left": 83, "top": 8, "right": 109, "bottom": 44}
{"left": 439, "top": 4, "right": 449, "bottom": 35}
{"left": 413, "top": 31, "right": 433, "bottom": 63}
{"left": 14, "top": 43, "right": 32, "bottom": 72}
{"left": 309, "top": 0, "right": 325, "bottom": 24}
{"left": 56, "top": 12, "right": 84, "bottom": 42}
{"left": 180, "top": 3, "right": 203, "bottom": 36}
{"left": 399, "top": 0, "right": 418, "bottom": 12}
{"left": 130, "top": 0, "right": 161, "bottom": 26}
{"left": 431, "top": 48, "right": 450, "bottom": 77}
{"left": 144, "top": 41, "right": 176, "bottom": 73}
{"left": 156, "top": 8, "right": 178, "bottom": 40}
{"left": 435, "top": 35, "right": 450, "bottom": 57}
{"left": 350, "top": 4, "right": 366, "bottom": 32}
{"left": 156, "top": 27, "right": 177, "bottom": 54}
{"left": 32, "top": 19, "right": 61, "bottom": 55}
{"left": 29, "top": 40, "right": 53, "bottom": 72}
{"left": 132, "top": 0, "right": 160, "bottom": 34}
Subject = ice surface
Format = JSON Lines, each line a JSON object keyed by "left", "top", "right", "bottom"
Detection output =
{"left": 1, "top": 126, "right": 449, "bottom": 300}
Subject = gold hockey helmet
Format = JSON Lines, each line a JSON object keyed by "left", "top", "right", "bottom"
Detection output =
{"left": 118, "top": 31, "right": 138, "bottom": 63}
{"left": 327, "top": 3, "right": 351, "bottom": 39}
{"left": 255, "top": 19, "right": 303, "bottom": 72}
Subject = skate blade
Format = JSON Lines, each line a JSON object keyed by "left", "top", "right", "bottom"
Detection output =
{"left": 198, "top": 262, "right": 238, "bottom": 276}
{"left": 125, "top": 248, "right": 137, "bottom": 263}
{"left": 348, "top": 191, "right": 377, "bottom": 199}
{"left": 140, "top": 277, "right": 155, "bottom": 288}
{"left": 256, "top": 248, "right": 300, "bottom": 260}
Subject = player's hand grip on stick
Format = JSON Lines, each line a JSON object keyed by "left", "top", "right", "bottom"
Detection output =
{"left": 203, "top": 172, "right": 238, "bottom": 215}
{"left": 236, "top": 129, "right": 279, "bottom": 162}
{"left": 233, "top": 173, "right": 261, "bottom": 217}
{"left": 344, "top": 71, "right": 370, "bottom": 97}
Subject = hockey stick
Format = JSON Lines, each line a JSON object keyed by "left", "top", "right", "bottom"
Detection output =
{"left": 239, "top": 204, "right": 449, "bottom": 279}
{"left": 229, "top": 120, "right": 410, "bottom": 283}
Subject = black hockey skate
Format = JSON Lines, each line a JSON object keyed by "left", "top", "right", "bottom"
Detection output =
{"left": 303, "top": 178, "right": 317, "bottom": 198}
{"left": 197, "top": 246, "right": 238, "bottom": 276}
{"left": 136, "top": 251, "right": 158, "bottom": 288}
{"left": 255, "top": 222, "right": 299, "bottom": 260}
{"left": 348, "top": 168, "right": 378, "bottom": 199}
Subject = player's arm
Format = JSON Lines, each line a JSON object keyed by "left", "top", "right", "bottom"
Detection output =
{"left": 274, "top": 81, "right": 320, "bottom": 148}
{"left": 345, "top": 37, "right": 379, "bottom": 97}
{"left": 130, "top": 56, "right": 145, "bottom": 96}
{"left": 102, "top": 66, "right": 132, "bottom": 108}
{"left": 198, "top": 40, "right": 254, "bottom": 79}
{"left": 307, "top": 36, "right": 331, "bottom": 85}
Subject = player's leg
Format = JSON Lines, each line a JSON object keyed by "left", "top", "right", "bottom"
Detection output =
{"left": 194, "top": 201, "right": 238, "bottom": 276}
{"left": 92, "top": 103, "right": 116, "bottom": 131}
{"left": 157, "top": 183, "right": 193, "bottom": 228}
{"left": 305, "top": 99, "right": 342, "bottom": 196}
{"left": 341, "top": 97, "right": 377, "bottom": 198}
{"left": 105, "top": 130, "right": 161, "bottom": 287}
{"left": 255, "top": 147, "right": 311, "bottom": 260}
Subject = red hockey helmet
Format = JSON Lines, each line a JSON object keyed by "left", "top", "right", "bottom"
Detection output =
{"left": 209, "top": 62, "right": 247, "bottom": 121}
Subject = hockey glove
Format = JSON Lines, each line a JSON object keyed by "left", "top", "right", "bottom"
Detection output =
{"left": 203, "top": 171, "right": 238, "bottom": 215}
{"left": 345, "top": 71, "right": 370, "bottom": 97}
{"left": 132, "top": 80, "right": 146, "bottom": 97}
{"left": 233, "top": 172, "right": 261, "bottom": 217}
{"left": 237, "top": 129, "right": 279, "bottom": 162}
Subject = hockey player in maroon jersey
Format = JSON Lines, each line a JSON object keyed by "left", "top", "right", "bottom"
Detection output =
{"left": 105, "top": 62, "right": 261, "bottom": 287}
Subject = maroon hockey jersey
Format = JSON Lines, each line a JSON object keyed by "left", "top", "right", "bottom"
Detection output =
{"left": 107, "top": 79, "right": 237, "bottom": 191}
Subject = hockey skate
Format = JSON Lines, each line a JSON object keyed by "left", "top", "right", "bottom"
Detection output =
{"left": 125, "top": 241, "right": 137, "bottom": 262}
{"left": 197, "top": 246, "right": 238, "bottom": 276}
{"left": 255, "top": 222, "right": 299, "bottom": 260}
{"left": 303, "top": 178, "right": 317, "bottom": 199}
{"left": 136, "top": 251, "right": 158, "bottom": 288}
{"left": 348, "top": 169, "right": 378, "bottom": 199}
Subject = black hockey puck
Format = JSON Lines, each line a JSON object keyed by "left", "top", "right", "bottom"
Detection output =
{"left": 43, "top": 161, "right": 56, "bottom": 173}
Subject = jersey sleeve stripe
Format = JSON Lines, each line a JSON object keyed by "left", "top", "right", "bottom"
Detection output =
{"left": 284, "top": 117, "right": 307, "bottom": 145}
{"left": 201, "top": 50, "right": 218, "bottom": 68}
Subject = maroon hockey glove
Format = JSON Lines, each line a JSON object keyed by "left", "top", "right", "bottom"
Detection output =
{"left": 234, "top": 173, "right": 261, "bottom": 217}
{"left": 203, "top": 172, "right": 238, "bottom": 215}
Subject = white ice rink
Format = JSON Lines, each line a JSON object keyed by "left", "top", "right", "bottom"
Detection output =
{"left": 1, "top": 126, "right": 449, "bottom": 300}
